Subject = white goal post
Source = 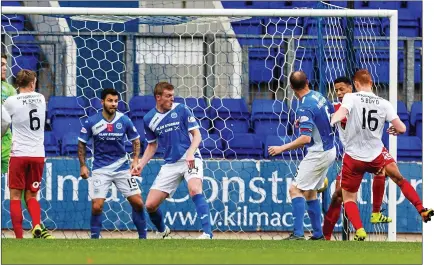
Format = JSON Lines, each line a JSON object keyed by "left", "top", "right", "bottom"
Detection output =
{"left": 2, "top": 6, "right": 398, "bottom": 241}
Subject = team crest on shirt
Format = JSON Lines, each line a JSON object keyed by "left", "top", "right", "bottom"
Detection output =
{"left": 188, "top": 116, "right": 195, "bottom": 123}
{"left": 171, "top": 112, "right": 178, "bottom": 119}
{"left": 116, "top": 123, "right": 122, "bottom": 129}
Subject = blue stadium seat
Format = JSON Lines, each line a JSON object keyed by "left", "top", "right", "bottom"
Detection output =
{"left": 174, "top": 97, "right": 210, "bottom": 130}
{"left": 87, "top": 98, "right": 102, "bottom": 116}
{"left": 382, "top": 121, "right": 390, "bottom": 150}
{"left": 61, "top": 132, "right": 92, "bottom": 156}
{"left": 410, "top": 101, "right": 422, "bottom": 140}
{"left": 48, "top": 96, "right": 87, "bottom": 138}
{"left": 249, "top": 48, "right": 284, "bottom": 83}
{"left": 251, "top": 99, "right": 289, "bottom": 136}
{"left": 118, "top": 101, "right": 129, "bottom": 114}
{"left": 397, "top": 136, "right": 422, "bottom": 161}
{"left": 264, "top": 135, "right": 304, "bottom": 160}
{"left": 223, "top": 133, "right": 263, "bottom": 159}
{"left": 1, "top": 1, "right": 25, "bottom": 31}
{"left": 199, "top": 133, "right": 224, "bottom": 158}
{"left": 265, "top": 17, "right": 303, "bottom": 37}
{"left": 209, "top": 98, "right": 250, "bottom": 119}
{"left": 129, "top": 95, "right": 155, "bottom": 141}
{"left": 397, "top": 100, "right": 410, "bottom": 136}
{"left": 44, "top": 131, "right": 60, "bottom": 157}
{"left": 129, "top": 95, "right": 156, "bottom": 117}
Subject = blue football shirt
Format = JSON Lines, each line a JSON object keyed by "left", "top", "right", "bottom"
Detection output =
{"left": 78, "top": 111, "right": 140, "bottom": 172}
{"left": 143, "top": 103, "right": 201, "bottom": 164}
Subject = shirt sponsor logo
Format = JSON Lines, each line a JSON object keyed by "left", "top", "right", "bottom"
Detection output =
{"left": 116, "top": 123, "right": 122, "bottom": 129}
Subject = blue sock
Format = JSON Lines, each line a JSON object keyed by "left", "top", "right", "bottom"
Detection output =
{"left": 307, "top": 199, "right": 323, "bottom": 238}
{"left": 192, "top": 194, "right": 212, "bottom": 237}
{"left": 90, "top": 213, "right": 102, "bottom": 239}
{"left": 292, "top": 197, "right": 306, "bottom": 237}
{"left": 149, "top": 208, "right": 165, "bottom": 233}
{"left": 132, "top": 208, "right": 147, "bottom": 239}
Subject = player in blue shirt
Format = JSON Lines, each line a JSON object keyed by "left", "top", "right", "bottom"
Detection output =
{"left": 131, "top": 82, "right": 213, "bottom": 239}
{"left": 78, "top": 88, "right": 147, "bottom": 239}
{"left": 268, "top": 71, "right": 336, "bottom": 240}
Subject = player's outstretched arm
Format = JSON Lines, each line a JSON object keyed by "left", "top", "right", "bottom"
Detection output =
{"left": 78, "top": 141, "right": 89, "bottom": 179}
{"left": 268, "top": 135, "right": 311, "bottom": 156}
{"left": 132, "top": 141, "right": 158, "bottom": 176}
{"left": 330, "top": 106, "right": 348, "bottom": 126}
{"left": 388, "top": 118, "right": 407, "bottom": 136}
{"left": 186, "top": 128, "right": 201, "bottom": 169}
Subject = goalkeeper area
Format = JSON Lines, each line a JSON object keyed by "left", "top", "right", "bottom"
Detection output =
{"left": 0, "top": 0, "right": 424, "bottom": 254}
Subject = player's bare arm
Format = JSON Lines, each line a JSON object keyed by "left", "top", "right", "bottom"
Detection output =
{"left": 387, "top": 118, "right": 406, "bottom": 135}
{"left": 268, "top": 135, "right": 311, "bottom": 156}
{"left": 330, "top": 105, "right": 348, "bottom": 126}
{"left": 130, "top": 138, "right": 141, "bottom": 171}
{"left": 78, "top": 141, "right": 89, "bottom": 179}
{"left": 132, "top": 141, "right": 158, "bottom": 176}
{"left": 186, "top": 128, "right": 201, "bottom": 169}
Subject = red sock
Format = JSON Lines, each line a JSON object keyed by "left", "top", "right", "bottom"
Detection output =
{"left": 398, "top": 179, "right": 424, "bottom": 213}
{"left": 343, "top": 201, "right": 363, "bottom": 230}
{"left": 26, "top": 198, "right": 41, "bottom": 227}
{"left": 10, "top": 200, "right": 23, "bottom": 239}
{"left": 372, "top": 175, "right": 386, "bottom": 213}
{"left": 323, "top": 201, "right": 342, "bottom": 240}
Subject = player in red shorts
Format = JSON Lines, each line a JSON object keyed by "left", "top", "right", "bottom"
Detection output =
{"left": 327, "top": 70, "right": 433, "bottom": 241}
{"left": 3, "top": 70, "right": 53, "bottom": 239}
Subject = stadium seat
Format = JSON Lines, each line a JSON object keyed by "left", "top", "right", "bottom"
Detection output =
{"left": 44, "top": 131, "right": 61, "bottom": 157}
{"left": 87, "top": 97, "right": 102, "bottom": 116}
{"left": 223, "top": 133, "right": 263, "bottom": 159}
{"left": 263, "top": 135, "right": 304, "bottom": 160}
{"left": 48, "top": 96, "right": 87, "bottom": 138}
{"left": 397, "top": 136, "right": 422, "bottom": 162}
{"left": 397, "top": 100, "right": 410, "bottom": 136}
{"left": 61, "top": 132, "right": 92, "bottom": 156}
{"left": 251, "top": 99, "right": 289, "bottom": 136}
{"left": 129, "top": 95, "right": 156, "bottom": 117}
{"left": 210, "top": 98, "right": 251, "bottom": 136}
{"left": 199, "top": 133, "right": 224, "bottom": 158}
{"left": 129, "top": 95, "right": 155, "bottom": 141}
{"left": 1, "top": 1, "right": 25, "bottom": 32}
{"left": 249, "top": 48, "right": 284, "bottom": 83}
{"left": 410, "top": 101, "right": 422, "bottom": 140}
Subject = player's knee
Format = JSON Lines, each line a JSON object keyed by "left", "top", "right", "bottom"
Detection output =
{"left": 129, "top": 196, "right": 145, "bottom": 211}
{"left": 145, "top": 201, "right": 159, "bottom": 213}
{"left": 188, "top": 186, "right": 202, "bottom": 197}
{"left": 289, "top": 185, "right": 302, "bottom": 198}
{"left": 332, "top": 191, "right": 343, "bottom": 205}
{"left": 9, "top": 189, "right": 22, "bottom": 200}
{"left": 91, "top": 201, "right": 104, "bottom": 215}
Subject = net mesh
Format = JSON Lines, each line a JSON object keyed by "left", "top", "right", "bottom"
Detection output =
{"left": 0, "top": 2, "right": 421, "bottom": 241}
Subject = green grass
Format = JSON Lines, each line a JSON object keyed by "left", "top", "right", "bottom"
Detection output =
{"left": 1, "top": 239, "right": 422, "bottom": 264}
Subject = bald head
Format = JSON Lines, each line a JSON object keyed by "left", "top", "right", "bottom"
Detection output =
{"left": 290, "top": 71, "right": 308, "bottom": 91}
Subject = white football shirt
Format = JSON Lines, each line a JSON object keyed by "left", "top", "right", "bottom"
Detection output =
{"left": 4, "top": 91, "right": 46, "bottom": 157}
{"left": 341, "top": 91, "right": 398, "bottom": 162}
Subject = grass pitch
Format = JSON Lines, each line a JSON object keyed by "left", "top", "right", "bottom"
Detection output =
{"left": 1, "top": 239, "right": 422, "bottom": 264}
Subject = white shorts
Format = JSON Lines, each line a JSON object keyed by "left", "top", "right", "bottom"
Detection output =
{"left": 293, "top": 148, "right": 336, "bottom": 191}
{"left": 90, "top": 169, "right": 141, "bottom": 199}
{"left": 151, "top": 158, "right": 203, "bottom": 197}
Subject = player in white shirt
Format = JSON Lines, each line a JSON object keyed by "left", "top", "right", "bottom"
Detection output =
{"left": 324, "top": 75, "right": 433, "bottom": 240}
{"left": 131, "top": 82, "right": 213, "bottom": 239}
{"left": 3, "top": 70, "right": 53, "bottom": 239}
{"left": 330, "top": 69, "right": 405, "bottom": 240}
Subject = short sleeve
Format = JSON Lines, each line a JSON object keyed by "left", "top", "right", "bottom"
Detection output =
{"left": 385, "top": 101, "right": 399, "bottom": 122}
{"left": 78, "top": 119, "right": 92, "bottom": 143}
{"left": 143, "top": 117, "right": 157, "bottom": 143}
{"left": 297, "top": 107, "right": 315, "bottom": 137}
{"left": 125, "top": 117, "right": 140, "bottom": 141}
{"left": 184, "top": 107, "right": 200, "bottom": 131}
{"left": 3, "top": 97, "right": 14, "bottom": 117}
{"left": 341, "top": 93, "right": 354, "bottom": 113}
